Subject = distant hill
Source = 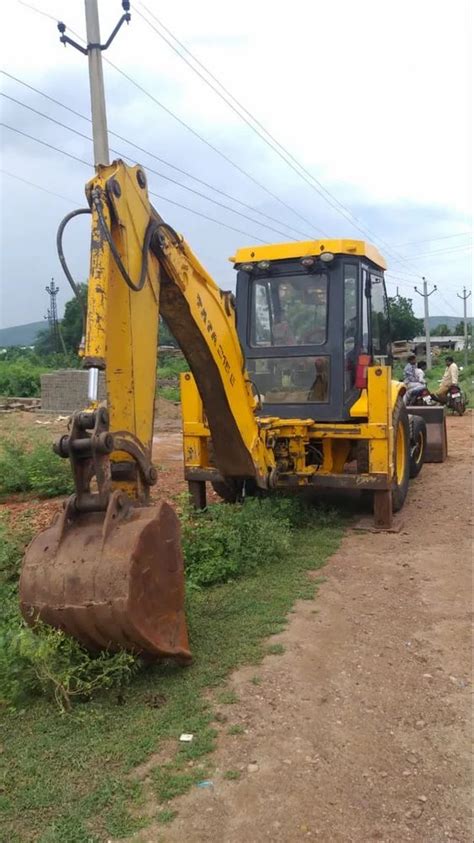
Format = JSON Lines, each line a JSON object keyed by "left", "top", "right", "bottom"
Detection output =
{"left": 0, "top": 321, "right": 45, "bottom": 348}
{"left": 428, "top": 315, "right": 473, "bottom": 331}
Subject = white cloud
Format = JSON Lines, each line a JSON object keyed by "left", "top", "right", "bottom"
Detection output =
{"left": 1, "top": 0, "right": 472, "bottom": 326}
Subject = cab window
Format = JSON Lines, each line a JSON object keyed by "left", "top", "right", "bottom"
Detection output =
{"left": 370, "top": 274, "right": 390, "bottom": 357}
{"left": 251, "top": 274, "right": 328, "bottom": 347}
{"left": 344, "top": 264, "right": 358, "bottom": 391}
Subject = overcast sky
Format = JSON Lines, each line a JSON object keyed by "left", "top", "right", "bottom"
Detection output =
{"left": 0, "top": 0, "right": 472, "bottom": 328}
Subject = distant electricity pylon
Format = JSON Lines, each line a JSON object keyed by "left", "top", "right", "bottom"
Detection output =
{"left": 45, "top": 278, "right": 66, "bottom": 354}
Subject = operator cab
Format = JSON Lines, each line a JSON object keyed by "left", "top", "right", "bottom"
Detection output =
{"left": 232, "top": 239, "right": 390, "bottom": 422}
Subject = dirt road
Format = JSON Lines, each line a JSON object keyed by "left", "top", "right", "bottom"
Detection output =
{"left": 140, "top": 414, "right": 472, "bottom": 842}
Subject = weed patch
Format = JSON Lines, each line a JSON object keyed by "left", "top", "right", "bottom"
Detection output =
{"left": 0, "top": 437, "right": 73, "bottom": 498}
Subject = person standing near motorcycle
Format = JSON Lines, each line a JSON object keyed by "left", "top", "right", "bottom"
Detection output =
{"left": 435, "top": 356, "right": 459, "bottom": 403}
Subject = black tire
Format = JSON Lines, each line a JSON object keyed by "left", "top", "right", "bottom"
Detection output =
{"left": 392, "top": 396, "right": 410, "bottom": 512}
{"left": 408, "top": 415, "right": 426, "bottom": 479}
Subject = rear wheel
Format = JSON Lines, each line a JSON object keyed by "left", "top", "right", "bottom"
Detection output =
{"left": 392, "top": 397, "right": 410, "bottom": 511}
{"left": 455, "top": 396, "right": 466, "bottom": 416}
{"left": 408, "top": 415, "right": 426, "bottom": 479}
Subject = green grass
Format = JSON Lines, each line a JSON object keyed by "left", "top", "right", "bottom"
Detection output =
{"left": 157, "top": 353, "right": 188, "bottom": 404}
{"left": 0, "top": 501, "right": 343, "bottom": 841}
{"left": 223, "top": 770, "right": 241, "bottom": 781}
{"left": 158, "top": 385, "right": 181, "bottom": 403}
{"left": 216, "top": 689, "right": 239, "bottom": 705}
{"left": 227, "top": 724, "right": 245, "bottom": 735}
{"left": 266, "top": 643, "right": 285, "bottom": 656}
{"left": 0, "top": 435, "right": 73, "bottom": 499}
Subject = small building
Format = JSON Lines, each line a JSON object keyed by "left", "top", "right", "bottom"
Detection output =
{"left": 413, "top": 335, "right": 465, "bottom": 357}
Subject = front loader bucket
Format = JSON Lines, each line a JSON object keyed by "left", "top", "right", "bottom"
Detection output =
{"left": 408, "top": 406, "right": 448, "bottom": 462}
{"left": 19, "top": 498, "right": 191, "bottom": 662}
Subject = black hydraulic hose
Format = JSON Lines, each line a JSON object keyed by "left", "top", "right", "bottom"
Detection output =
{"left": 92, "top": 188, "right": 160, "bottom": 292}
{"left": 56, "top": 208, "right": 91, "bottom": 330}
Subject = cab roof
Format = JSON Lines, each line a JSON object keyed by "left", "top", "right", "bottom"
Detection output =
{"left": 230, "top": 239, "right": 387, "bottom": 270}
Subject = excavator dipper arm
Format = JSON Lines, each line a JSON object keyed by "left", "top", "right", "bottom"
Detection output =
{"left": 19, "top": 160, "right": 273, "bottom": 659}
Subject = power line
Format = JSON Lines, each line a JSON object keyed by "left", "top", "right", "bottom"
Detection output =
{"left": 1, "top": 92, "right": 298, "bottom": 241}
{"left": 0, "top": 168, "right": 77, "bottom": 204}
{"left": 398, "top": 243, "right": 472, "bottom": 260}
{"left": 1, "top": 122, "right": 91, "bottom": 166}
{"left": 14, "top": 0, "right": 326, "bottom": 237}
{"left": 9, "top": 0, "right": 470, "bottom": 279}
{"left": 135, "top": 1, "right": 430, "bottom": 275}
{"left": 394, "top": 231, "right": 472, "bottom": 248}
{"left": 1, "top": 70, "right": 311, "bottom": 240}
{"left": 0, "top": 124, "right": 268, "bottom": 242}
{"left": 103, "top": 56, "right": 326, "bottom": 237}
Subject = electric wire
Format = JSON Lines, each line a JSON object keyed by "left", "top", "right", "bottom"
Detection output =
{"left": 135, "top": 2, "right": 431, "bottom": 275}
{"left": 396, "top": 243, "right": 472, "bottom": 260}
{"left": 394, "top": 231, "right": 472, "bottom": 248}
{"left": 14, "top": 0, "right": 461, "bottom": 280}
{"left": 0, "top": 168, "right": 77, "bottom": 204}
{"left": 1, "top": 92, "right": 298, "bottom": 241}
{"left": 9, "top": 1, "right": 471, "bottom": 282}
{"left": 102, "top": 55, "right": 327, "bottom": 237}
{"left": 1, "top": 70, "right": 311, "bottom": 240}
{"left": 0, "top": 124, "right": 267, "bottom": 242}
{"left": 14, "top": 0, "right": 327, "bottom": 236}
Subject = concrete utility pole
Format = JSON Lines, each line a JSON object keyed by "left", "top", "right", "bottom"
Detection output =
{"left": 457, "top": 286, "right": 472, "bottom": 369}
{"left": 414, "top": 277, "right": 437, "bottom": 370}
{"left": 84, "top": 0, "right": 110, "bottom": 166}
{"left": 57, "top": 1, "right": 130, "bottom": 399}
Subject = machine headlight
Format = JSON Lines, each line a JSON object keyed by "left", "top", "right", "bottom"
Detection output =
{"left": 319, "top": 252, "right": 335, "bottom": 263}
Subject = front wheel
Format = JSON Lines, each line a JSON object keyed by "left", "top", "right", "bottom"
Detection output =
{"left": 392, "top": 397, "right": 410, "bottom": 512}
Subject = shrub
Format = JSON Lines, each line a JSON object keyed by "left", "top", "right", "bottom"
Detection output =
{"left": 0, "top": 517, "right": 137, "bottom": 711}
{"left": 181, "top": 497, "right": 292, "bottom": 587}
{"left": 0, "top": 617, "right": 137, "bottom": 712}
{"left": 0, "top": 437, "right": 73, "bottom": 498}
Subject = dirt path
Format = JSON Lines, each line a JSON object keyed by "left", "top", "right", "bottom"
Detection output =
{"left": 139, "top": 414, "right": 473, "bottom": 843}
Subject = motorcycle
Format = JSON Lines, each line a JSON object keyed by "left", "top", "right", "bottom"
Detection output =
{"left": 445, "top": 384, "right": 467, "bottom": 416}
{"left": 406, "top": 386, "right": 435, "bottom": 407}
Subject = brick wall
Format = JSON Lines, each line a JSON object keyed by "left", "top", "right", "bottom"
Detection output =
{"left": 41, "top": 370, "right": 106, "bottom": 413}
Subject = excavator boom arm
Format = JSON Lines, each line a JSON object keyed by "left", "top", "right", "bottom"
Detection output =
{"left": 84, "top": 160, "right": 272, "bottom": 491}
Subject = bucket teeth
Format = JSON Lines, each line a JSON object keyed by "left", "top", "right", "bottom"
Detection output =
{"left": 19, "top": 500, "right": 191, "bottom": 662}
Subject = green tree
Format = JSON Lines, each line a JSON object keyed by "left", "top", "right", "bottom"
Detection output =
{"left": 61, "top": 284, "right": 87, "bottom": 352}
{"left": 431, "top": 323, "right": 451, "bottom": 337}
{"left": 34, "top": 327, "right": 58, "bottom": 356}
{"left": 388, "top": 296, "right": 423, "bottom": 340}
{"left": 454, "top": 321, "right": 472, "bottom": 336}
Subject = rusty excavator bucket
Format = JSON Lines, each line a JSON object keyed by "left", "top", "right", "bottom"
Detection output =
{"left": 20, "top": 494, "right": 191, "bottom": 661}
{"left": 19, "top": 408, "right": 191, "bottom": 662}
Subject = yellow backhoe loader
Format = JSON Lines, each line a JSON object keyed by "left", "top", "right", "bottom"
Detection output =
{"left": 19, "top": 158, "right": 447, "bottom": 661}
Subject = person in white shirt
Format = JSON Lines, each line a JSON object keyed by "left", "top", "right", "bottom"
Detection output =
{"left": 415, "top": 360, "right": 427, "bottom": 385}
{"left": 435, "top": 356, "right": 459, "bottom": 402}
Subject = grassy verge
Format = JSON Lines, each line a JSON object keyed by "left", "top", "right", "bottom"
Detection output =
{"left": 0, "top": 499, "right": 343, "bottom": 842}
{"left": 0, "top": 436, "right": 74, "bottom": 499}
